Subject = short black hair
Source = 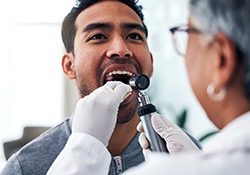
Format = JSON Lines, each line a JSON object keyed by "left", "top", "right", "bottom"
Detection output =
{"left": 61, "top": 0, "right": 148, "bottom": 53}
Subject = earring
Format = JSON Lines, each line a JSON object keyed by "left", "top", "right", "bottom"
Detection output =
{"left": 206, "top": 83, "right": 226, "bottom": 102}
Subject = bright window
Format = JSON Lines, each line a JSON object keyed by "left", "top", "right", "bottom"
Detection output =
{"left": 0, "top": 0, "right": 75, "bottom": 168}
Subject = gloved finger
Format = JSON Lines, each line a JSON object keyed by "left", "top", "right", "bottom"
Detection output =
{"left": 152, "top": 114, "right": 200, "bottom": 154}
{"left": 155, "top": 113, "right": 179, "bottom": 129}
{"left": 136, "top": 122, "right": 143, "bottom": 132}
{"left": 151, "top": 114, "right": 170, "bottom": 138}
{"left": 112, "top": 82, "right": 132, "bottom": 101}
{"left": 104, "top": 81, "right": 122, "bottom": 89}
{"left": 138, "top": 132, "right": 149, "bottom": 149}
{"left": 105, "top": 81, "right": 132, "bottom": 102}
{"left": 142, "top": 147, "right": 152, "bottom": 162}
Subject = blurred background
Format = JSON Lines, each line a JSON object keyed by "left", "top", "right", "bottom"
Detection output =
{"left": 0, "top": 0, "right": 217, "bottom": 170}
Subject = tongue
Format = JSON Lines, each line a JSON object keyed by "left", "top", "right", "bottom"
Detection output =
{"left": 106, "top": 76, "right": 114, "bottom": 82}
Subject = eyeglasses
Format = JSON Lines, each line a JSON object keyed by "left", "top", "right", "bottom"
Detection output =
{"left": 169, "top": 25, "right": 202, "bottom": 56}
{"left": 74, "top": 0, "right": 82, "bottom": 8}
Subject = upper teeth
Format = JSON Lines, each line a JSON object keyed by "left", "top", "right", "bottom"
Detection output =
{"left": 106, "top": 71, "right": 133, "bottom": 77}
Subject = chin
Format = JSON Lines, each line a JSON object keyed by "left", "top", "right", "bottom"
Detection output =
{"left": 117, "top": 95, "right": 139, "bottom": 124}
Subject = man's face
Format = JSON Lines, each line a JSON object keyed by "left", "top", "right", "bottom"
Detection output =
{"left": 63, "top": 1, "right": 153, "bottom": 123}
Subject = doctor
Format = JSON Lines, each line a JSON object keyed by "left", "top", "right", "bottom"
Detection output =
{"left": 46, "top": 0, "right": 250, "bottom": 174}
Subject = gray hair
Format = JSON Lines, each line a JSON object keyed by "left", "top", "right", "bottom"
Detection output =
{"left": 189, "top": 0, "right": 250, "bottom": 101}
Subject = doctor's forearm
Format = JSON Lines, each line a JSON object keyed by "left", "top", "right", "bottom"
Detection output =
{"left": 46, "top": 133, "right": 111, "bottom": 175}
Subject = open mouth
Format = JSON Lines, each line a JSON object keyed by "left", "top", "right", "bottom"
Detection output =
{"left": 104, "top": 70, "right": 134, "bottom": 85}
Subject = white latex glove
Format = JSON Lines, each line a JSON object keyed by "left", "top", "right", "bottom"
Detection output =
{"left": 73, "top": 81, "right": 132, "bottom": 146}
{"left": 137, "top": 113, "right": 200, "bottom": 155}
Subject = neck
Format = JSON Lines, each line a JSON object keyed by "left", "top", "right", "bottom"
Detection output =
{"left": 212, "top": 87, "right": 250, "bottom": 129}
{"left": 107, "top": 115, "right": 140, "bottom": 156}
{"left": 219, "top": 100, "right": 250, "bottom": 129}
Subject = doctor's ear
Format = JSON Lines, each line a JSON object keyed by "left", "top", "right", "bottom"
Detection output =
{"left": 212, "top": 32, "right": 238, "bottom": 85}
{"left": 62, "top": 53, "right": 76, "bottom": 79}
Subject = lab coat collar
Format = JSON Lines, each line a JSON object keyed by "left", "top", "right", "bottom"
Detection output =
{"left": 204, "top": 110, "right": 250, "bottom": 153}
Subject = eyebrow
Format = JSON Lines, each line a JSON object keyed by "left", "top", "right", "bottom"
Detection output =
{"left": 122, "top": 23, "right": 146, "bottom": 35}
{"left": 82, "top": 23, "right": 113, "bottom": 32}
{"left": 82, "top": 22, "right": 146, "bottom": 35}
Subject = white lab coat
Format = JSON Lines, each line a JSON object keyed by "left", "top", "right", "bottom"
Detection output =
{"left": 46, "top": 111, "right": 250, "bottom": 175}
{"left": 46, "top": 133, "right": 111, "bottom": 175}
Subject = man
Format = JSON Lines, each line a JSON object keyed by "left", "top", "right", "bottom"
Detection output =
{"left": 1, "top": 0, "right": 153, "bottom": 174}
{"left": 45, "top": 0, "right": 250, "bottom": 174}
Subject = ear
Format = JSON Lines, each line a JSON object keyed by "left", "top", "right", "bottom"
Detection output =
{"left": 149, "top": 52, "right": 154, "bottom": 77}
{"left": 212, "top": 32, "right": 238, "bottom": 87}
{"left": 62, "top": 52, "right": 76, "bottom": 79}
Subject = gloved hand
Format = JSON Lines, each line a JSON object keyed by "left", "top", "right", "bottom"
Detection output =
{"left": 137, "top": 113, "right": 200, "bottom": 155}
{"left": 72, "top": 81, "right": 132, "bottom": 146}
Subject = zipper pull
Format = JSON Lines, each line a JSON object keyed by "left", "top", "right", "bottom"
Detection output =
{"left": 114, "top": 156, "right": 123, "bottom": 174}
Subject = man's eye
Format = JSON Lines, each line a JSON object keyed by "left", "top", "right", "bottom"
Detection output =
{"left": 88, "top": 34, "right": 107, "bottom": 40}
{"left": 127, "top": 33, "right": 143, "bottom": 40}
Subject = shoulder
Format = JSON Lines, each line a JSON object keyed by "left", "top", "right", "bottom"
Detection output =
{"left": 20, "top": 118, "right": 71, "bottom": 153}
{"left": 2, "top": 118, "right": 72, "bottom": 175}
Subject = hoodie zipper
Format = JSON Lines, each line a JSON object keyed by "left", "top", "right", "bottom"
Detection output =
{"left": 114, "top": 156, "right": 123, "bottom": 174}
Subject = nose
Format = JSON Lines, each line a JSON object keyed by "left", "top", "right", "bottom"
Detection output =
{"left": 106, "top": 37, "right": 133, "bottom": 58}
